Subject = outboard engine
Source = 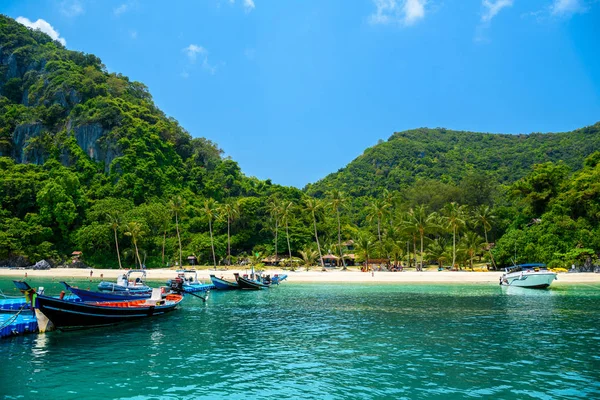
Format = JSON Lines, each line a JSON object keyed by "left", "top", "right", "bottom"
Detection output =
{"left": 170, "top": 276, "right": 184, "bottom": 292}
{"left": 38, "top": 287, "right": 45, "bottom": 295}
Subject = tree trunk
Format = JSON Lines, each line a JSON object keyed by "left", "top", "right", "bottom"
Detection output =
{"left": 114, "top": 228, "right": 123, "bottom": 269}
{"left": 413, "top": 234, "right": 417, "bottom": 271}
{"left": 227, "top": 217, "right": 231, "bottom": 266}
{"left": 313, "top": 211, "right": 325, "bottom": 269}
{"left": 274, "top": 220, "right": 278, "bottom": 267}
{"left": 176, "top": 212, "right": 182, "bottom": 267}
{"left": 452, "top": 226, "right": 456, "bottom": 270}
{"left": 162, "top": 229, "right": 166, "bottom": 266}
{"left": 134, "top": 240, "right": 142, "bottom": 269}
{"left": 209, "top": 219, "right": 216, "bottom": 270}
{"left": 337, "top": 208, "right": 346, "bottom": 270}
{"left": 285, "top": 221, "right": 292, "bottom": 269}
{"left": 420, "top": 230, "right": 424, "bottom": 270}
{"left": 484, "top": 228, "right": 497, "bottom": 270}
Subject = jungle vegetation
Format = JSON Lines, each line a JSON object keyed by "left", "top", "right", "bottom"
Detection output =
{"left": 1, "top": 15, "right": 599, "bottom": 270}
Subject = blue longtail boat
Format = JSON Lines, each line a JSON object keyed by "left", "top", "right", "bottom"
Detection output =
{"left": 210, "top": 274, "right": 240, "bottom": 290}
{"left": 61, "top": 282, "right": 152, "bottom": 302}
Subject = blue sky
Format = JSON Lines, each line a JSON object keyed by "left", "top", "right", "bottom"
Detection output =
{"left": 3, "top": 0, "right": 600, "bottom": 188}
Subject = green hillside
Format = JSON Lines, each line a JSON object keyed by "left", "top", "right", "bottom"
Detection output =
{"left": 0, "top": 14, "right": 311, "bottom": 267}
{"left": 305, "top": 125, "right": 600, "bottom": 198}
{"left": 1, "top": 14, "right": 598, "bottom": 270}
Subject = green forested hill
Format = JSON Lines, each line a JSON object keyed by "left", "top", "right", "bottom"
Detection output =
{"left": 1, "top": 14, "right": 598, "bottom": 270}
{"left": 305, "top": 124, "right": 600, "bottom": 198}
{"left": 0, "top": 15, "right": 310, "bottom": 267}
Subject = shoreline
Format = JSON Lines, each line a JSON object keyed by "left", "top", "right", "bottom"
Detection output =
{"left": 1, "top": 268, "right": 600, "bottom": 284}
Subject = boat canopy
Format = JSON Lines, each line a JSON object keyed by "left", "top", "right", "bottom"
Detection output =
{"left": 517, "top": 263, "right": 546, "bottom": 268}
{"left": 126, "top": 269, "right": 147, "bottom": 277}
{"left": 505, "top": 263, "right": 547, "bottom": 273}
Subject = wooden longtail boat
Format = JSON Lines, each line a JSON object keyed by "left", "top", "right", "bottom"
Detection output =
{"left": 210, "top": 275, "right": 240, "bottom": 290}
{"left": 234, "top": 273, "right": 270, "bottom": 290}
{"left": 14, "top": 281, "right": 183, "bottom": 331}
{"left": 61, "top": 282, "right": 151, "bottom": 302}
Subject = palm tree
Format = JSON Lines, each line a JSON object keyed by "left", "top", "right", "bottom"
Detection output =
{"left": 299, "top": 246, "right": 318, "bottom": 272}
{"left": 218, "top": 200, "right": 240, "bottom": 266}
{"left": 427, "top": 237, "right": 449, "bottom": 269}
{"left": 404, "top": 205, "right": 438, "bottom": 271}
{"left": 280, "top": 200, "right": 295, "bottom": 266}
{"left": 474, "top": 205, "right": 497, "bottom": 269}
{"left": 442, "top": 202, "right": 467, "bottom": 270}
{"left": 106, "top": 212, "right": 123, "bottom": 269}
{"left": 168, "top": 196, "right": 186, "bottom": 268}
{"left": 304, "top": 197, "right": 325, "bottom": 269}
{"left": 389, "top": 239, "right": 405, "bottom": 269}
{"left": 266, "top": 197, "right": 282, "bottom": 267}
{"left": 203, "top": 198, "right": 219, "bottom": 270}
{"left": 327, "top": 189, "right": 347, "bottom": 269}
{"left": 366, "top": 197, "right": 390, "bottom": 245}
{"left": 355, "top": 233, "right": 375, "bottom": 270}
{"left": 460, "top": 231, "right": 484, "bottom": 270}
{"left": 124, "top": 221, "right": 145, "bottom": 268}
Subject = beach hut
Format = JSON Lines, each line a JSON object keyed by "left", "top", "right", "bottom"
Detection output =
{"left": 322, "top": 254, "right": 339, "bottom": 267}
{"left": 344, "top": 253, "right": 356, "bottom": 266}
{"left": 71, "top": 251, "right": 82, "bottom": 264}
{"left": 187, "top": 255, "right": 197, "bottom": 266}
{"left": 261, "top": 255, "right": 282, "bottom": 266}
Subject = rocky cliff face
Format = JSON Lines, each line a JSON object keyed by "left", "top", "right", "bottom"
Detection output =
{"left": 73, "top": 123, "right": 121, "bottom": 172}
{"left": 1, "top": 43, "right": 120, "bottom": 171}
{"left": 11, "top": 122, "right": 45, "bottom": 164}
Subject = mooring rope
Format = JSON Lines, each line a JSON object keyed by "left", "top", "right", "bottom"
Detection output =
{"left": 0, "top": 305, "right": 27, "bottom": 330}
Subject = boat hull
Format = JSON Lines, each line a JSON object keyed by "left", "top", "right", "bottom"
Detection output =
{"left": 62, "top": 282, "right": 151, "bottom": 302}
{"left": 180, "top": 283, "right": 212, "bottom": 292}
{"left": 236, "top": 275, "right": 270, "bottom": 290}
{"left": 210, "top": 275, "right": 240, "bottom": 290}
{"left": 501, "top": 272, "right": 557, "bottom": 289}
{"left": 34, "top": 295, "right": 182, "bottom": 330}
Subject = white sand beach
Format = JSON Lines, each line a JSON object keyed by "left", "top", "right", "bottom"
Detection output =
{"left": 1, "top": 267, "right": 599, "bottom": 284}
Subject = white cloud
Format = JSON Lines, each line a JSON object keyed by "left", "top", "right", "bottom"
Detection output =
{"left": 369, "top": 0, "right": 426, "bottom": 26}
{"left": 182, "top": 44, "right": 217, "bottom": 75}
{"left": 481, "top": 0, "right": 513, "bottom": 22}
{"left": 183, "top": 44, "right": 207, "bottom": 62}
{"left": 551, "top": 0, "right": 586, "bottom": 15}
{"left": 60, "top": 0, "right": 84, "bottom": 17}
{"left": 114, "top": 4, "right": 129, "bottom": 16}
{"left": 243, "top": 0, "right": 255, "bottom": 12}
{"left": 16, "top": 17, "right": 67, "bottom": 46}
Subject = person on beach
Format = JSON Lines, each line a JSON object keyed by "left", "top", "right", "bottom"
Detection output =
{"left": 90, "top": 270, "right": 93, "bottom": 277}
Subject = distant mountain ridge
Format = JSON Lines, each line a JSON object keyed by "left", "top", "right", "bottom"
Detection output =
{"left": 305, "top": 123, "right": 600, "bottom": 197}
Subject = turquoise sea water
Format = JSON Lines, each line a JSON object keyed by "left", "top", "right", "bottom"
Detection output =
{"left": 1, "top": 278, "right": 600, "bottom": 399}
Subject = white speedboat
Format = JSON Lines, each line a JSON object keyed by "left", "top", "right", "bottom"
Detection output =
{"left": 500, "top": 263, "right": 557, "bottom": 289}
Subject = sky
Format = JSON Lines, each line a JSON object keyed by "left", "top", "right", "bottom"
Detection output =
{"left": 3, "top": 0, "right": 600, "bottom": 188}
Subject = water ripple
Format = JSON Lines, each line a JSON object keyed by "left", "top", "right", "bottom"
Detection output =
{"left": 1, "top": 281, "right": 600, "bottom": 399}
